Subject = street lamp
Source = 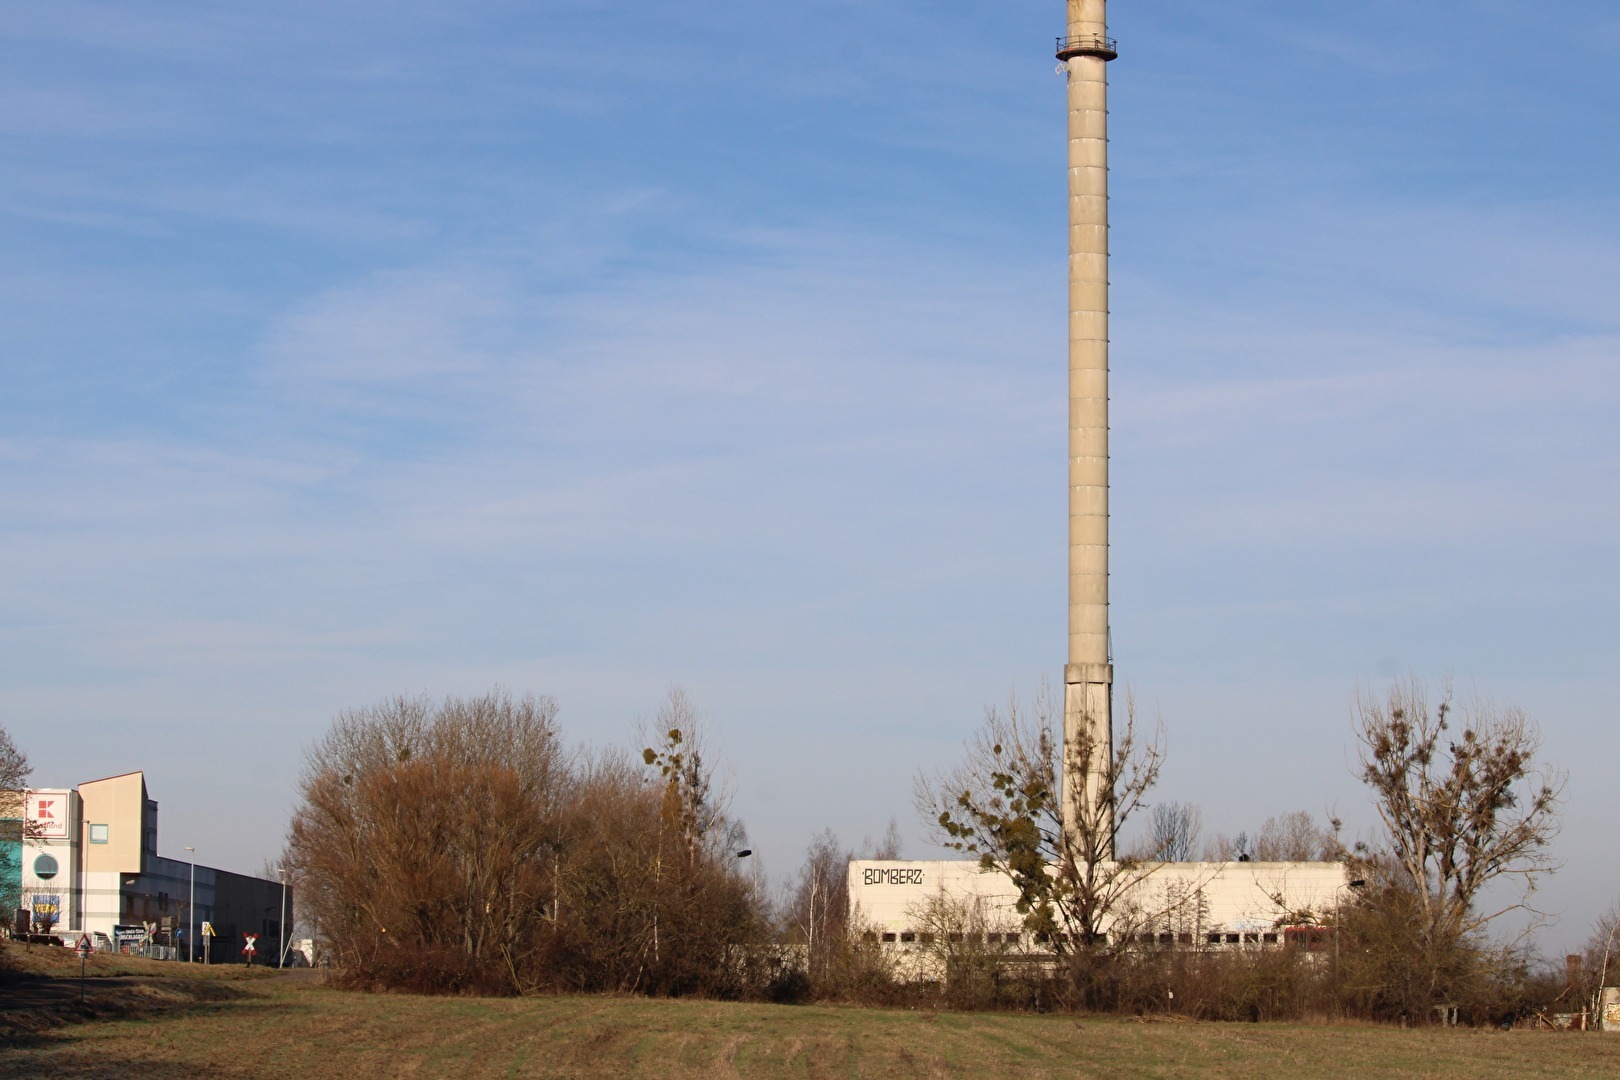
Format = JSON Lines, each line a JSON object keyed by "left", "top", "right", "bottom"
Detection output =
{"left": 184, "top": 847, "right": 195, "bottom": 963}
{"left": 272, "top": 866, "right": 288, "bottom": 969}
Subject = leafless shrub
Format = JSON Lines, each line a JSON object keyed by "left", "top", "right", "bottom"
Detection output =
{"left": 776, "top": 828, "right": 910, "bottom": 1005}
{"left": 287, "top": 690, "right": 566, "bottom": 993}
{"left": 287, "top": 687, "right": 769, "bottom": 997}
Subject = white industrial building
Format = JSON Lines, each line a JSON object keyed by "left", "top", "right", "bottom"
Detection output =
{"left": 849, "top": 860, "right": 1348, "bottom": 952}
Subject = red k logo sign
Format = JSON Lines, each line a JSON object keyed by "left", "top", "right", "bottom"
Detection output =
{"left": 37, "top": 799, "right": 55, "bottom": 819}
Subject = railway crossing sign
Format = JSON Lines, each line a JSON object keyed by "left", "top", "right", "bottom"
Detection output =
{"left": 243, "top": 933, "right": 257, "bottom": 961}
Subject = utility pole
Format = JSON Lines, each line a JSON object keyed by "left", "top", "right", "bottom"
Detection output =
{"left": 185, "top": 846, "right": 195, "bottom": 963}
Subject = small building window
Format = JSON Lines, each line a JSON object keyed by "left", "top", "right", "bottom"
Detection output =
{"left": 33, "top": 853, "right": 59, "bottom": 879}
{"left": 1262, "top": 932, "right": 1279, "bottom": 945}
{"left": 881, "top": 932, "right": 896, "bottom": 943}
{"left": 1207, "top": 933, "right": 1223, "bottom": 945}
{"left": 899, "top": 931, "right": 916, "bottom": 943}
{"left": 89, "top": 824, "right": 109, "bottom": 844}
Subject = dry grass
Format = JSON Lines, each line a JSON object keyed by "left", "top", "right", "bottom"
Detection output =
{"left": 4, "top": 941, "right": 279, "bottom": 981}
{"left": 5, "top": 948, "right": 1620, "bottom": 1079}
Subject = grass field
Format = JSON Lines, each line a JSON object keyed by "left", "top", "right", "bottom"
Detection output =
{"left": 3, "top": 943, "right": 280, "bottom": 981}
{"left": 5, "top": 945, "right": 1620, "bottom": 1078}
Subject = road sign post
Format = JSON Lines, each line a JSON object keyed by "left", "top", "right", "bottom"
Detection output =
{"left": 76, "top": 933, "right": 91, "bottom": 1000}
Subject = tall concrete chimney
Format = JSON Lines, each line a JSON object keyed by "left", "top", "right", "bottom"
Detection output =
{"left": 1057, "top": 0, "right": 1116, "bottom": 854}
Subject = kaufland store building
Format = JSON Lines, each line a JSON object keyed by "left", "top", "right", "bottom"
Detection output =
{"left": 4, "top": 770, "right": 287, "bottom": 959}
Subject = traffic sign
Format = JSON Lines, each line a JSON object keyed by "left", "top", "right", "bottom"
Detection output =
{"left": 243, "top": 933, "right": 257, "bottom": 960}
{"left": 76, "top": 933, "right": 92, "bottom": 959}
{"left": 201, "top": 921, "right": 214, "bottom": 937}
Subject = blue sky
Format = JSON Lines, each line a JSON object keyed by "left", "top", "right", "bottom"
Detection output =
{"left": 3, "top": 1, "right": 1617, "bottom": 949}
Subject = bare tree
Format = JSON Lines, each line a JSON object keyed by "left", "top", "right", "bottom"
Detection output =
{"left": 1577, "top": 899, "right": 1620, "bottom": 1023}
{"left": 1146, "top": 801, "right": 1202, "bottom": 862}
{"left": 1354, "top": 679, "right": 1564, "bottom": 1009}
{"left": 641, "top": 690, "right": 749, "bottom": 861}
{"left": 635, "top": 688, "right": 763, "bottom": 995}
{"left": 1, "top": 723, "right": 31, "bottom": 924}
{"left": 1253, "top": 811, "right": 1339, "bottom": 862}
{"left": 0, "top": 723, "right": 27, "bottom": 793}
{"left": 864, "top": 818, "right": 903, "bottom": 861}
{"left": 1199, "top": 831, "right": 1238, "bottom": 862}
{"left": 785, "top": 830, "right": 852, "bottom": 982}
{"left": 916, "top": 681, "right": 1165, "bottom": 952}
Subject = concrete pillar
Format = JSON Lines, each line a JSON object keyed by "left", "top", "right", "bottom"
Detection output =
{"left": 1060, "top": 0, "right": 1115, "bottom": 853}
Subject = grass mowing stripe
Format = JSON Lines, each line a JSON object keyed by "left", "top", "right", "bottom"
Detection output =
{"left": 8, "top": 969, "right": 1620, "bottom": 1079}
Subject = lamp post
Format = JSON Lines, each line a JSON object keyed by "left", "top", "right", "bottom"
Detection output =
{"left": 184, "top": 847, "right": 195, "bottom": 963}
{"left": 273, "top": 866, "right": 288, "bottom": 969}
{"left": 78, "top": 815, "right": 89, "bottom": 938}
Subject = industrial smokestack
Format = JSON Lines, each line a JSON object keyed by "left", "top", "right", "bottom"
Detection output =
{"left": 1058, "top": 0, "right": 1116, "bottom": 853}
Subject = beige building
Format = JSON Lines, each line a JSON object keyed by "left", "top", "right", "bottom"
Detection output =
{"left": 849, "top": 859, "right": 1350, "bottom": 957}
{"left": 7, "top": 771, "right": 288, "bottom": 961}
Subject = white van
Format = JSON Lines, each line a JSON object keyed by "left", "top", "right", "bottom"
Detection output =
{"left": 42, "top": 928, "right": 114, "bottom": 952}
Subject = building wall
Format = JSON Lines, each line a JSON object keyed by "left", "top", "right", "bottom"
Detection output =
{"left": 79, "top": 772, "right": 148, "bottom": 876}
{"left": 19, "top": 788, "right": 81, "bottom": 932}
{"left": 136, "top": 858, "right": 219, "bottom": 958}
{"left": 212, "top": 868, "right": 291, "bottom": 962}
{"left": 848, "top": 859, "right": 1350, "bottom": 945}
{"left": 1601, "top": 987, "right": 1620, "bottom": 1032}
